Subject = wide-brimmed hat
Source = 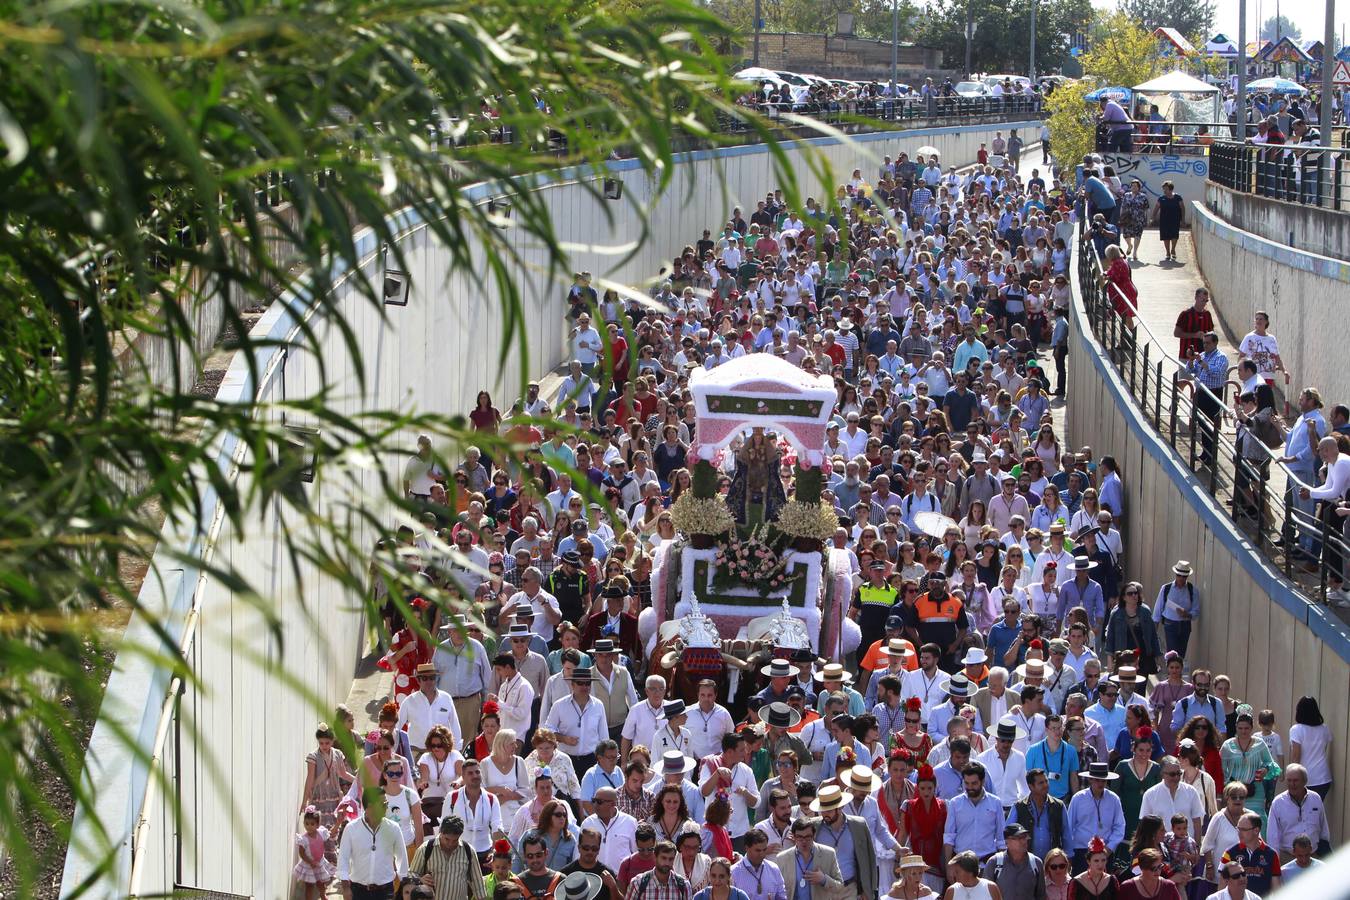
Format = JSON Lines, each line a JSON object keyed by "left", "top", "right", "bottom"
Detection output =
{"left": 592, "top": 638, "right": 619, "bottom": 654}
{"left": 883, "top": 639, "right": 914, "bottom": 660}
{"left": 1023, "top": 659, "right": 1046, "bottom": 677}
{"left": 569, "top": 666, "right": 594, "bottom": 683}
{"left": 1048, "top": 522, "right": 1067, "bottom": 535}
{"left": 988, "top": 717, "right": 1029, "bottom": 742}
{"left": 659, "top": 699, "right": 687, "bottom": 720}
{"left": 961, "top": 648, "right": 987, "bottom": 666}
{"left": 946, "top": 672, "right": 971, "bottom": 698}
{"left": 845, "top": 763, "right": 882, "bottom": 793}
{"left": 813, "top": 663, "right": 854, "bottom": 684}
{"left": 415, "top": 662, "right": 438, "bottom": 677}
{"left": 899, "top": 855, "right": 929, "bottom": 871}
{"left": 762, "top": 658, "right": 797, "bottom": 679}
{"left": 659, "top": 750, "right": 695, "bottom": 775}
{"left": 1069, "top": 556, "right": 1097, "bottom": 571}
{"left": 1172, "top": 560, "right": 1193, "bottom": 576}
{"left": 764, "top": 702, "right": 802, "bottom": 729}
{"left": 1111, "top": 666, "right": 1142, "bottom": 685}
{"left": 506, "top": 623, "right": 533, "bottom": 639}
{"left": 561, "top": 550, "right": 583, "bottom": 566}
{"left": 601, "top": 584, "right": 627, "bottom": 599}
{"left": 557, "top": 872, "right": 604, "bottom": 900}
{"left": 810, "top": 784, "right": 849, "bottom": 812}
{"left": 1085, "top": 761, "right": 1120, "bottom": 780}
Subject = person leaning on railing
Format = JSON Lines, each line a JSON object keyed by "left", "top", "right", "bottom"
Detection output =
{"left": 1183, "top": 332, "right": 1230, "bottom": 468}
{"left": 1292, "top": 436, "right": 1350, "bottom": 606}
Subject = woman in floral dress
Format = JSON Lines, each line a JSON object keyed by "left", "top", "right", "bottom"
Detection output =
{"left": 1118, "top": 180, "right": 1151, "bottom": 261}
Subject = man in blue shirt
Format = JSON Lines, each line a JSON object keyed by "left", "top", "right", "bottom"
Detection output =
{"left": 1023, "top": 717, "right": 1079, "bottom": 801}
{"left": 942, "top": 373, "right": 981, "bottom": 432}
{"left": 1066, "top": 763, "right": 1126, "bottom": 869}
{"left": 1185, "top": 331, "right": 1230, "bottom": 465}
{"left": 1279, "top": 387, "right": 1329, "bottom": 556}
{"left": 1085, "top": 682, "right": 1127, "bottom": 747}
{"left": 942, "top": 762, "right": 1006, "bottom": 863}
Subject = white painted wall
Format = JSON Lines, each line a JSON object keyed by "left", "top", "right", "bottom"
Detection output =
{"left": 62, "top": 118, "right": 1041, "bottom": 899}
{"left": 1190, "top": 195, "right": 1350, "bottom": 405}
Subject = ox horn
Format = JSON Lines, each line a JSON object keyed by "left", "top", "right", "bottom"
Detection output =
{"left": 721, "top": 652, "right": 751, "bottom": 670}
{"left": 659, "top": 650, "right": 680, "bottom": 670}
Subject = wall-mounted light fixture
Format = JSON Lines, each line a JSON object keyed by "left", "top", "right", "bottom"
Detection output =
{"left": 282, "top": 425, "right": 322, "bottom": 483}
{"left": 383, "top": 269, "right": 410, "bottom": 306}
{"left": 487, "top": 198, "right": 512, "bottom": 227}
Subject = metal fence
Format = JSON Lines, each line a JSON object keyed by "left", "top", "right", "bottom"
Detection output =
{"left": 1076, "top": 234, "right": 1349, "bottom": 605}
{"left": 1209, "top": 139, "right": 1350, "bottom": 212}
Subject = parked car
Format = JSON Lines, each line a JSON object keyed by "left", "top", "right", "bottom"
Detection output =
{"left": 953, "top": 81, "right": 992, "bottom": 98}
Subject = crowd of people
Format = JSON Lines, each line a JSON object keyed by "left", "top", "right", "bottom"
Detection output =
{"left": 293, "top": 135, "right": 1337, "bottom": 900}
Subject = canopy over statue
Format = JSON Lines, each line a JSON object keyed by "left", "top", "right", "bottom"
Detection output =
{"left": 688, "top": 354, "right": 837, "bottom": 469}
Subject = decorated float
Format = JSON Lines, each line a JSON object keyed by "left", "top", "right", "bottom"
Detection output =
{"left": 640, "top": 355, "right": 861, "bottom": 707}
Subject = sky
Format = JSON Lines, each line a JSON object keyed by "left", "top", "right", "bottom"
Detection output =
{"left": 1090, "top": 0, "right": 1348, "bottom": 45}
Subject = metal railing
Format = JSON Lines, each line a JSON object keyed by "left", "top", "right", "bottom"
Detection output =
{"left": 1208, "top": 139, "right": 1350, "bottom": 212}
{"left": 1076, "top": 233, "right": 1348, "bottom": 605}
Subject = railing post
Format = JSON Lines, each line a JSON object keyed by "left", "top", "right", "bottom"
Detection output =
{"left": 1208, "top": 412, "right": 1219, "bottom": 495}
{"left": 1140, "top": 342, "right": 1150, "bottom": 423}
{"left": 1155, "top": 360, "right": 1163, "bottom": 429}
{"left": 1255, "top": 459, "right": 1268, "bottom": 548}
{"left": 1283, "top": 488, "right": 1295, "bottom": 579}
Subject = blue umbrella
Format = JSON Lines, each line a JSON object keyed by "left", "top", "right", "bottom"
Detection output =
{"left": 1084, "top": 86, "right": 1132, "bottom": 103}
{"left": 1245, "top": 77, "right": 1307, "bottom": 95}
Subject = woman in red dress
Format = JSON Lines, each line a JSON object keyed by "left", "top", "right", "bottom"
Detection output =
{"left": 900, "top": 765, "right": 947, "bottom": 893}
{"left": 1100, "top": 244, "right": 1137, "bottom": 327}
{"left": 892, "top": 698, "right": 934, "bottom": 765}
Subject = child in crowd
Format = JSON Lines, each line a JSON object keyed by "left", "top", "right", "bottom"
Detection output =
{"left": 1257, "top": 708, "right": 1284, "bottom": 811}
{"left": 1161, "top": 813, "right": 1198, "bottom": 883}
{"left": 292, "top": 808, "right": 335, "bottom": 900}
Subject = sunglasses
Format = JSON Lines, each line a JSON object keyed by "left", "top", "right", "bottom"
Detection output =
{"left": 1222, "top": 872, "right": 1246, "bottom": 880}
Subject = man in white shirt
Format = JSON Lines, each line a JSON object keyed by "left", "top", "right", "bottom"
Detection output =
{"left": 398, "top": 662, "right": 464, "bottom": 755}
{"left": 571, "top": 313, "right": 603, "bottom": 372}
{"left": 501, "top": 566, "right": 563, "bottom": 644}
{"left": 700, "top": 731, "right": 761, "bottom": 844}
{"left": 490, "top": 633, "right": 537, "bottom": 739}
{"left": 445, "top": 759, "right": 505, "bottom": 853}
{"left": 650, "top": 699, "right": 693, "bottom": 763}
{"left": 1138, "top": 755, "right": 1204, "bottom": 839}
{"left": 337, "top": 789, "right": 409, "bottom": 897}
{"left": 901, "top": 644, "right": 952, "bottom": 721}
{"left": 580, "top": 786, "right": 639, "bottom": 872}
{"left": 404, "top": 434, "right": 445, "bottom": 499}
{"left": 978, "top": 718, "right": 1030, "bottom": 811}
{"left": 1296, "top": 437, "right": 1350, "bottom": 602}
{"left": 621, "top": 675, "right": 668, "bottom": 761}
{"left": 1267, "top": 764, "right": 1332, "bottom": 859}
{"left": 544, "top": 665, "right": 610, "bottom": 775}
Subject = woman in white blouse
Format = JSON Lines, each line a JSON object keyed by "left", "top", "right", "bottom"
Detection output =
{"left": 482, "top": 728, "right": 531, "bottom": 825}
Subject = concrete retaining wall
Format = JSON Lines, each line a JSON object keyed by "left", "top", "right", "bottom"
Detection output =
{"left": 1205, "top": 181, "right": 1350, "bottom": 263}
{"left": 1066, "top": 246, "right": 1350, "bottom": 838}
{"left": 1191, "top": 191, "right": 1350, "bottom": 405}
{"left": 63, "top": 118, "right": 1042, "bottom": 899}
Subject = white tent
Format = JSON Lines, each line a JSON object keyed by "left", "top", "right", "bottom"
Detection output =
{"left": 1133, "top": 70, "right": 1222, "bottom": 132}
{"left": 1133, "top": 70, "right": 1219, "bottom": 94}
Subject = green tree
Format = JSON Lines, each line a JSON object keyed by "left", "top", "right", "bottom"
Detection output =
{"left": 0, "top": 0, "right": 822, "bottom": 894}
{"left": 915, "top": 0, "right": 1092, "bottom": 76}
{"left": 1045, "top": 11, "right": 1163, "bottom": 172}
{"left": 1260, "top": 15, "right": 1302, "bottom": 43}
{"left": 1119, "top": 0, "right": 1216, "bottom": 43}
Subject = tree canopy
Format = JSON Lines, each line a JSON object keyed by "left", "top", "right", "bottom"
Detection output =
{"left": 1259, "top": 15, "right": 1302, "bottom": 43}
{"left": 913, "top": 0, "right": 1093, "bottom": 76}
{"left": 0, "top": 0, "right": 823, "bottom": 894}
{"left": 1119, "top": 0, "right": 1216, "bottom": 45}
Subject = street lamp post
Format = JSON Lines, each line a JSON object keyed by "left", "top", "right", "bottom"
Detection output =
{"left": 1321, "top": 0, "right": 1335, "bottom": 146}
{"left": 1029, "top": 0, "right": 1038, "bottom": 86}
{"left": 965, "top": 0, "right": 974, "bottom": 77}
{"left": 1237, "top": 0, "right": 1247, "bottom": 141}
{"left": 891, "top": 0, "right": 899, "bottom": 99}
{"left": 753, "top": 0, "right": 761, "bottom": 67}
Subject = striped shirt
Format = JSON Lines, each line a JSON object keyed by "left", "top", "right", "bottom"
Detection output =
{"left": 411, "top": 837, "right": 487, "bottom": 900}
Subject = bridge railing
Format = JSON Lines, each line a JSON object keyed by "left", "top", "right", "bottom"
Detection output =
{"left": 1077, "top": 232, "right": 1349, "bottom": 605}
{"left": 1209, "top": 139, "right": 1350, "bottom": 212}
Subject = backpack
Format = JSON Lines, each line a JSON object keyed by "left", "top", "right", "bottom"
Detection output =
{"left": 1162, "top": 582, "right": 1195, "bottom": 615}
